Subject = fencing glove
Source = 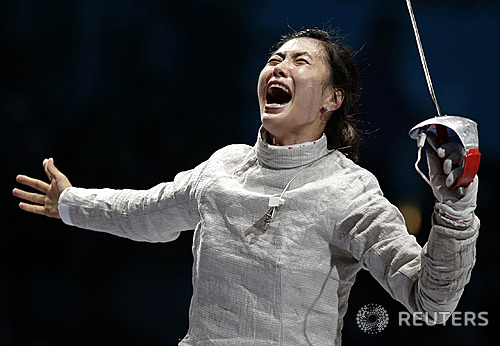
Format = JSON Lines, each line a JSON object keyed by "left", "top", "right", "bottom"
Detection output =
{"left": 426, "top": 133, "right": 478, "bottom": 228}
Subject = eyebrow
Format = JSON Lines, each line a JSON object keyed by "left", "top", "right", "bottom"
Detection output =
{"left": 272, "top": 51, "right": 314, "bottom": 60}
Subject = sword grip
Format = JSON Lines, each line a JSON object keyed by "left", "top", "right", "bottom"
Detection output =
{"left": 435, "top": 124, "right": 480, "bottom": 199}
{"left": 436, "top": 124, "right": 449, "bottom": 146}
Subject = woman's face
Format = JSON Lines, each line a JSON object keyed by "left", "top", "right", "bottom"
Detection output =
{"left": 257, "top": 37, "right": 340, "bottom": 145}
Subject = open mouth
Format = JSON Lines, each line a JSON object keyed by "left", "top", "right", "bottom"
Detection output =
{"left": 266, "top": 83, "right": 292, "bottom": 107}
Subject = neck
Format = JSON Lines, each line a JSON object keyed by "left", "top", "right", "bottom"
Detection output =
{"left": 262, "top": 115, "right": 326, "bottom": 146}
{"left": 265, "top": 130, "right": 323, "bottom": 146}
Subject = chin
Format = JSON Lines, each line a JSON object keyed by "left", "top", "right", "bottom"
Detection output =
{"left": 261, "top": 108, "right": 288, "bottom": 121}
{"left": 261, "top": 112, "right": 282, "bottom": 128}
{"left": 261, "top": 116, "right": 288, "bottom": 139}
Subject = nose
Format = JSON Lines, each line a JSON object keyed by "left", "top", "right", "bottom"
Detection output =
{"left": 273, "top": 62, "right": 288, "bottom": 78}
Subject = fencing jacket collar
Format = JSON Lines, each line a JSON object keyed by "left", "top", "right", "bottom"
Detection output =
{"left": 255, "top": 126, "right": 329, "bottom": 169}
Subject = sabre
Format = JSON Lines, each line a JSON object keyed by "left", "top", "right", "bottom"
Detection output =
{"left": 406, "top": 0, "right": 442, "bottom": 118}
{"left": 405, "top": 0, "right": 481, "bottom": 199}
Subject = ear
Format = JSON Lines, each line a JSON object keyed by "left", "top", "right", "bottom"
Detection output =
{"left": 322, "top": 86, "right": 344, "bottom": 115}
{"left": 331, "top": 87, "right": 345, "bottom": 110}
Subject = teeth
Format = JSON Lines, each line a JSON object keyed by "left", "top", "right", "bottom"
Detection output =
{"left": 269, "top": 83, "right": 290, "bottom": 94}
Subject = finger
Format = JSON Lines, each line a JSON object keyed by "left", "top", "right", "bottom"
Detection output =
{"left": 18, "top": 202, "right": 51, "bottom": 217}
{"left": 12, "top": 188, "right": 45, "bottom": 205}
{"left": 446, "top": 166, "right": 464, "bottom": 188}
{"left": 437, "top": 142, "right": 465, "bottom": 159}
{"left": 443, "top": 151, "right": 465, "bottom": 175}
{"left": 449, "top": 150, "right": 465, "bottom": 165}
{"left": 16, "top": 175, "right": 49, "bottom": 193}
{"left": 43, "top": 158, "right": 52, "bottom": 180}
{"left": 426, "top": 148, "right": 444, "bottom": 175}
{"left": 45, "top": 158, "right": 63, "bottom": 180}
{"left": 426, "top": 131, "right": 440, "bottom": 152}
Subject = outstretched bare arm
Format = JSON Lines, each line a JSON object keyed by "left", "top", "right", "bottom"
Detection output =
{"left": 13, "top": 158, "right": 72, "bottom": 219}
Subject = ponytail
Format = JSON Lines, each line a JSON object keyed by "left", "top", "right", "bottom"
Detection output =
{"left": 324, "top": 113, "right": 360, "bottom": 163}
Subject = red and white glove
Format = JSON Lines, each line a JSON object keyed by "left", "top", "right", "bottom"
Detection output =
{"left": 426, "top": 137, "right": 478, "bottom": 227}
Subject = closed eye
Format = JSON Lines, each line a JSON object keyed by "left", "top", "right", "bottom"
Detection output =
{"left": 267, "top": 58, "right": 282, "bottom": 65}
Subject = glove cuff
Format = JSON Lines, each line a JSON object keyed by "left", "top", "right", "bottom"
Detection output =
{"left": 434, "top": 205, "right": 474, "bottom": 229}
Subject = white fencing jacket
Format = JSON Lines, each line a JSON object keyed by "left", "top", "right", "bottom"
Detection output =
{"left": 59, "top": 128, "right": 479, "bottom": 345}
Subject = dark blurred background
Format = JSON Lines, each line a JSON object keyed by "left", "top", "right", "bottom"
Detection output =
{"left": 1, "top": 0, "right": 498, "bottom": 345}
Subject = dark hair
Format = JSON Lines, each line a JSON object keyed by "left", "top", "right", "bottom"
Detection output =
{"left": 272, "top": 28, "right": 362, "bottom": 162}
